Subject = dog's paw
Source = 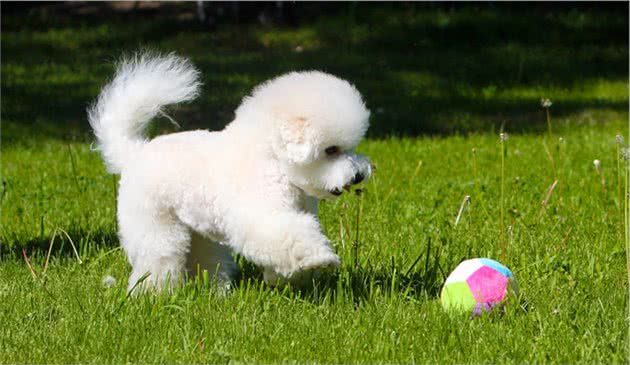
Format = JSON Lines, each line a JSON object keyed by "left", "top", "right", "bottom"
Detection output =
{"left": 296, "top": 249, "right": 340, "bottom": 272}
{"left": 265, "top": 266, "right": 329, "bottom": 289}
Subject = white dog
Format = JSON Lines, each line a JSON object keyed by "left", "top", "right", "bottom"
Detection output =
{"left": 88, "top": 53, "right": 371, "bottom": 292}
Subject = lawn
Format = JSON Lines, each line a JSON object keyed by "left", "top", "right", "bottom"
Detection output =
{"left": 1, "top": 3, "right": 628, "bottom": 364}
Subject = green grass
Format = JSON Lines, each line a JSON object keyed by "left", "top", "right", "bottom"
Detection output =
{"left": 1, "top": 3, "right": 628, "bottom": 364}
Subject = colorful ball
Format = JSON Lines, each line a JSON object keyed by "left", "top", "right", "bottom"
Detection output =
{"left": 440, "top": 258, "right": 517, "bottom": 315}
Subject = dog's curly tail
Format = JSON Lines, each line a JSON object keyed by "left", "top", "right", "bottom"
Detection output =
{"left": 88, "top": 52, "right": 201, "bottom": 174}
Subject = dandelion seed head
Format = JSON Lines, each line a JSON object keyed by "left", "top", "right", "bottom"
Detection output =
{"left": 102, "top": 275, "right": 117, "bottom": 288}
{"left": 593, "top": 159, "right": 601, "bottom": 169}
{"left": 541, "top": 98, "right": 553, "bottom": 108}
{"left": 499, "top": 132, "right": 508, "bottom": 142}
{"left": 472, "top": 147, "right": 477, "bottom": 154}
{"left": 558, "top": 137, "right": 564, "bottom": 143}
{"left": 621, "top": 148, "right": 630, "bottom": 161}
{"left": 616, "top": 134, "right": 624, "bottom": 144}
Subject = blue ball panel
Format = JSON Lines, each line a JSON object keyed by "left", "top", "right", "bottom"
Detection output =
{"left": 479, "top": 258, "right": 512, "bottom": 277}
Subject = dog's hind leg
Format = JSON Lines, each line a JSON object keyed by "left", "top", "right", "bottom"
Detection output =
{"left": 185, "top": 232, "right": 238, "bottom": 291}
{"left": 119, "top": 211, "right": 191, "bottom": 293}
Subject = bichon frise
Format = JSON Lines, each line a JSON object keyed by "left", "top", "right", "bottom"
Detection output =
{"left": 88, "top": 52, "right": 371, "bottom": 292}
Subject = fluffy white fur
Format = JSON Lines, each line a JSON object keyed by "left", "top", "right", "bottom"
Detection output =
{"left": 89, "top": 52, "right": 371, "bottom": 292}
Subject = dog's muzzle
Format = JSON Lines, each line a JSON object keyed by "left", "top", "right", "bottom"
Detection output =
{"left": 351, "top": 171, "right": 365, "bottom": 185}
{"left": 329, "top": 188, "right": 343, "bottom": 196}
{"left": 328, "top": 157, "right": 370, "bottom": 196}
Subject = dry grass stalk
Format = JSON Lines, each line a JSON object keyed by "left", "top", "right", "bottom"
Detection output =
{"left": 42, "top": 229, "right": 58, "bottom": 276}
{"left": 22, "top": 249, "right": 38, "bottom": 280}
{"left": 454, "top": 195, "right": 471, "bottom": 227}
{"left": 538, "top": 179, "right": 559, "bottom": 218}
{"left": 58, "top": 227, "right": 83, "bottom": 264}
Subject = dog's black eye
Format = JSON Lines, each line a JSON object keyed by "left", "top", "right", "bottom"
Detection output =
{"left": 325, "top": 146, "right": 340, "bottom": 156}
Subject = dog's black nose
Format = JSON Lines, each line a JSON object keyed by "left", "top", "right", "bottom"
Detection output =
{"left": 352, "top": 172, "right": 364, "bottom": 185}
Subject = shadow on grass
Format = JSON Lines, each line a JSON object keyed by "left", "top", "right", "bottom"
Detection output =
{"left": 231, "top": 236, "right": 457, "bottom": 303}
{"left": 0, "top": 226, "right": 119, "bottom": 261}
{"left": 3, "top": 226, "right": 447, "bottom": 303}
{"left": 2, "top": 2, "right": 628, "bottom": 144}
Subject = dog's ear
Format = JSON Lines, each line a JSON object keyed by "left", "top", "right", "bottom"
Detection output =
{"left": 279, "top": 116, "right": 316, "bottom": 164}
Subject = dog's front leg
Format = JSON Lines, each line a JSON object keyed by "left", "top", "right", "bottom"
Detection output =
{"left": 227, "top": 210, "right": 340, "bottom": 281}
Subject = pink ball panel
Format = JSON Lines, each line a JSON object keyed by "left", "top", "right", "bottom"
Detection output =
{"left": 466, "top": 266, "right": 508, "bottom": 304}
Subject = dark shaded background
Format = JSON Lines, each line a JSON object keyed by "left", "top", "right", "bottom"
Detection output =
{"left": 2, "top": 1, "right": 628, "bottom": 142}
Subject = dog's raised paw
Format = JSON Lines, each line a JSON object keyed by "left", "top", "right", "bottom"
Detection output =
{"left": 297, "top": 250, "right": 341, "bottom": 272}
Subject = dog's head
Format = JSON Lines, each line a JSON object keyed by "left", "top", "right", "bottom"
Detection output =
{"left": 236, "top": 71, "right": 371, "bottom": 199}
